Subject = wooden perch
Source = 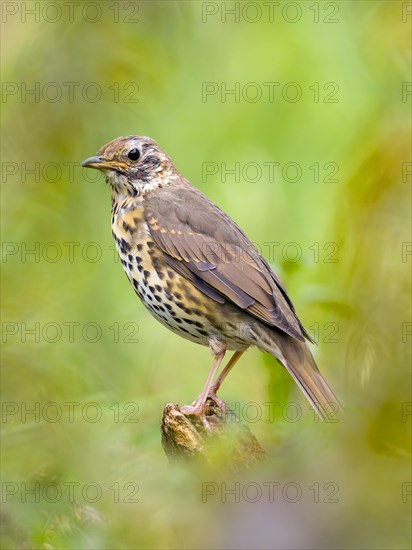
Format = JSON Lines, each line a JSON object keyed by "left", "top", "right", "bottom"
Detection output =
{"left": 161, "top": 398, "right": 265, "bottom": 471}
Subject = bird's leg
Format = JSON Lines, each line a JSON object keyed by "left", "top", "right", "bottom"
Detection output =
{"left": 208, "top": 351, "right": 244, "bottom": 407}
{"left": 180, "top": 342, "right": 226, "bottom": 417}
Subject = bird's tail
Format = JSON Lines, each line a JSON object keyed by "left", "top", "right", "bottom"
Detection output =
{"left": 260, "top": 334, "right": 341, "bottom": 420}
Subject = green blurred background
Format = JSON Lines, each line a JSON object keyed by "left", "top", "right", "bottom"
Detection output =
{"left": 1, "top": 1, "right": 411, "bottom": 548}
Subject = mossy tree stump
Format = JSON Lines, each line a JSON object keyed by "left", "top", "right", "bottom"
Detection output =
{"left": 161, "top": 398, "right": 265, "bottom": 471}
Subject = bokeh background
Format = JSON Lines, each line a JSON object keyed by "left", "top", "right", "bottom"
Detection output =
{"left": 1, "top": 1, "right": 411, "bottom": 548}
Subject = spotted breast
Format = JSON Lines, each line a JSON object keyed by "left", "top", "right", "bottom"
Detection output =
{"left": 111, "top": 196, "right": 223, "bottom": 346}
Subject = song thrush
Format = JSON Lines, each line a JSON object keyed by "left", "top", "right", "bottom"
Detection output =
{"left": 82, "top": 136, "right": 340, "bottom": 419}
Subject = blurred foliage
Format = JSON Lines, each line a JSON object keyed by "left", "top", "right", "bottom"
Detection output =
{"left": 1, "top": 1, "right": 411, "bottom": 548}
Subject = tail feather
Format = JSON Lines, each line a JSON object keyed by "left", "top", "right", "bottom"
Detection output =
{"left": 261, "top": 334, "right": 341, "bottom": 420}
{"left": 284, "top": 349, "right": 341, "bottom": 420}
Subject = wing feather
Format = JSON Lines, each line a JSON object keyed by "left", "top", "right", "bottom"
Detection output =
{"left": 144, "top": 185, "right": 309, "bottom": 342}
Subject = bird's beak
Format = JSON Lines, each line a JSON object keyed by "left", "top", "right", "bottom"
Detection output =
{"left": 81, "top": 156, "right": 108, "bottom": 170}
{"left": 81, "top": 156, "right": 126, "bottom": 171}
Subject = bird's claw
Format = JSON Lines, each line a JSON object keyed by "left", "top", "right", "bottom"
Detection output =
{"left": 179, "top": 403, "right": 205, "bottom": 416}
{"left": 207, "top": 390, "right": 226, "bottom": 410}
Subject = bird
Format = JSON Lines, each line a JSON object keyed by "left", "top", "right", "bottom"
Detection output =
{"left": 81, "top": 136, "right": 340, "bottom": 420}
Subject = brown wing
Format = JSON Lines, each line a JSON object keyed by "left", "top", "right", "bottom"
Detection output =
{"left": 144, "top": 184, "right": 312, "bottom": 342}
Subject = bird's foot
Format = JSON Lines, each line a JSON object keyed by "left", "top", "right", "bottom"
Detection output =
{"left": 180, "top": 400, "right": 205, "bottom": 417}
{"left": 207, "top": 389, "right": 226, "bottom": 410}
{"left": 180, "top": 398, "right": 218, "bottom": 431}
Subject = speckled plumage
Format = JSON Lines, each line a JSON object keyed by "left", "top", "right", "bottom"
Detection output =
{"left": 82, "top": 136, "right": 340, "bottom": 419}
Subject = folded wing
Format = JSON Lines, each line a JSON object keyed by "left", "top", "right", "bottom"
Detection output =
{"left": 144, "top": 185, "right": 312, "bottom": 343}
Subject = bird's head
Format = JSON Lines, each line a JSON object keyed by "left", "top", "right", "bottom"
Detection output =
{"left": 81, "top": 136, "right": 178, "bottom": 197}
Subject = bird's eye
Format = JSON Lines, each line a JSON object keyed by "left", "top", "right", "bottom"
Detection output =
{"left": 128, "top": 148, "right": 140, "bottom": 161}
